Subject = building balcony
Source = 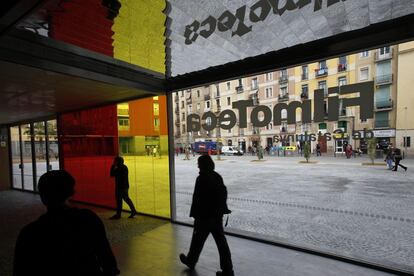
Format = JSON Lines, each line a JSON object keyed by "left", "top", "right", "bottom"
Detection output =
{"left": 236, "top": 85, "right": 244, "bottom": 93}
{"left": 375, "top": 99, "right": 393, "bottom": 111}
{"left": 375, "top": 50, "right": 393, "bottom": 62}
{"left": 186, "top": 98, "right": 192, "bottom": 104}
{"left": 374, "top": 120, "right": 390, "bottom": 128}
{"left": 174, "top": 95, "right": 179, "bottom": 102}
{"left": 215, "top": 93, "right": 220, "bottom": 99}
{"left": 300, "top": 92, "right": 308, "bottom": 99}
{"left": 175, "top": 119, "right": 180, "bottom": 126}
{"left": 175, "top": 108, "right": 179, "bottom": 115}
{"left": 204, "top": 95, "right": 210, "bottom": 101}
{"left": 315, "top": 67, "right": 328, "bottom": 77}
{"left": 301, "top": 74, "right": 308, "bottom": 81}
{"left": 279, "top": 75, "right": 288, "bottom": 83}
{"left": 337, "top": 63, "right": 347, "bottom": 72}
{"left": 278, "top": 93, "right": 289, "bottom": 102}
{"left": 375, "top": 74, "right": 393, "bottom": 86}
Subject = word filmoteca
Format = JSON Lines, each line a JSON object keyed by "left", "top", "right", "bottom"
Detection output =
{"left": 184, "top": 0, "right": 347, "bottom": 45}
{"left": 187, "top": 82, "right": 374, "bottom": 132}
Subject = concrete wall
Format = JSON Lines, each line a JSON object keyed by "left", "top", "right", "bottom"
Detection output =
{"left": 0, "top": 126, "right": 10, "bottom": 190}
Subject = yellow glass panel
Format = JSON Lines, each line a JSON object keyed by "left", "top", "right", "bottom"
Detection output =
{"left": 112, "top": 0, "right": 166, "bottom": 74}
{"left": 117, "top": 96, "right": 170, "bottom": 218}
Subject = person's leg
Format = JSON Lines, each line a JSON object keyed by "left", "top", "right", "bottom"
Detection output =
{"left": 210, "top": 217, "right": 233, "bottom": 274}
{"left": 109, "top": 189, "right": 122, "bottom": 219}
{"left": 393, "top": 159, "right": 400, "bottom": 171}
{"left": 186, "top": 219, "right": 210, "bottom": 266}
{"left": 120, "top": 188, "right": 137, "bottom": 214}
{"left": 398, "top": 162, "right": 407, "bottom": 171}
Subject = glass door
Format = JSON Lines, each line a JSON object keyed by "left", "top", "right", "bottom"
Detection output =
{"left": 47, "top": 120, "right": 60, "bottom": 171}
{"left": 21, "top": 124, "right": 34, "bottom": 191}
{"left": 10, "top": 126, "right": 22, "bottom": 189}
{"left": 34, "top": 122, "right": 47, "bottom": 185}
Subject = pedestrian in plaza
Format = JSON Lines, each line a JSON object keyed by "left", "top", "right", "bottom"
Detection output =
{"left": 109, "top": 156, "right": 137, "bottom": 219}
{"left": 392, "top": 147, "right": 407, "bottom": 171}
{"left": 179, "top": 155, "right": 234, "bottom": 276}
{"left": 384, "top": 147, "right": 394, "bottom": 170}
{"left": 14, "top": 170, "right": 120, "bottom": 276}
{"left": 316, "top": 143, "right": 321, "bottom": 156}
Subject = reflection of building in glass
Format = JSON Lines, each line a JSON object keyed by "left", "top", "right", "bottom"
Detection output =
{"left": 173, "top": 44, "right": 414, "bottom": 155}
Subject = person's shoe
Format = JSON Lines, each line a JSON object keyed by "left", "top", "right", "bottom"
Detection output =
{"left": 216, "top": 270, "right": 234, "bottom": 276}
{"left": 179, "top": 253, "right": 194, "bottom": 270}
{"left": 109, "top": 214, "right": 121, "bottom": 220}
{"left": 128, "top": 211, "right": 138, "bottom": 218}
{"left": 404, "top": 167, "right": 407, "bottom": 171}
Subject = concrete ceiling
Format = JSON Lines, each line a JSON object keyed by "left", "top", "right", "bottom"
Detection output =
{"left": 0, "top": 60, "right": 160, "bottom": 125}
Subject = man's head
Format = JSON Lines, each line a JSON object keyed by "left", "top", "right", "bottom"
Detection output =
{"left": 114, "top": 156, "right": 124, "bottom": 166}
{"left": 38, "top": 170, "right": 75, "bottom": 208}
{"left": 198, "top": 154, "right": 215, "bottom": 172}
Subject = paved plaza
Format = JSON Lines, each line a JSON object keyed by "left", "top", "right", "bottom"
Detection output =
{"left": 174, "top": 154, "right": 414, "bottom": 273}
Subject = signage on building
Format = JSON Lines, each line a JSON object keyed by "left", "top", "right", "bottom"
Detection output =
{"left": 373, "top": 129, "right": 396, "bottom": 138}
{"left": 168, "top": 0, "right": 414, "bottom": 76}
{"left": 187, "top": 82, "right": 374, "bottom": 132}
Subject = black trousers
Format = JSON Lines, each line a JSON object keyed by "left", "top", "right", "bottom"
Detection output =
{"left": 393, "top": 158, "right": 407, "bottom": 171}
{"left": 187, "top": 217, "right": 233, "bottom": 272}
{"left": 115, "top": 188, "right": 136, "bottom": 215}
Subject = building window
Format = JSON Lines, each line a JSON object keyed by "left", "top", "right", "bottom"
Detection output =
{"left": 266, "top": 123, "right": 273, "bottom": 130}
{"left": 227, "top": 97, "right": 231, "bottom": 106}
{"left": 281, "top": 109, "right": 287, "bottom": 119}
{"left": 360, "top": 67, "right": 369, "bottom": 81}
{"left": 215, "top": 84, "right": 220, "bottom": 97}
{"left": 182, "top": 113, "right": 185, "bottom": 121}
{"left": 318, "top": 80, "right": 327, "bottom": 96}
{"left": 302, "top": 65, "right": 308, "bottom": 80}
{"left": 251, "top": 77, "right": 258, "bottom": 89}
{"left": 281, "top": 122, "right": 287, "bottom": 132}
{"left": 206, "top": 101, "right": 210, "bottom": 109}
{"left": 301, "top": 84, "right": 308, "bottom": 98}
{"left": 197, "top": 103, "right": 200, "bottom": 111}
{"left": 197, "top": 90, "right": 200, "bottom": 98}
{"left": 181, "top": 91, "right": 184, "bottom": 97}
{"left": 281, "top": 69, "right": 287, "bottom": 77}
{"left": 319, "top": 60, "right": 327, "bottom": 69}
{"left": 318, "top": 123, "right": 327, "bottom": 130}
{"left": 187, "top": 104, "right": 192, "bottom": 113}
{"left": 266, "top": 72, "right": 273, "bottom": 81}
{"left": 238, "top": 79, "right": 242, "bottom": 86}
{"left": 154, "top": 118, "right": 160, "bottom": 129}
{"left": 403, "top": 137, "right": 411, "bottom": 147}
{"left": 360, "top": 51, "right": 369, "bottom": 57}
{"left": 338, "top": 56, "right": 347, "bottom": 72}
{"left": 338, "top": 76, "right": 347, "bottom": 86}
{"left": 380, "top": 46, "right": 391, "bottom": 55}
{"left": 181, "top": 101, "right": 184, "bottom": 108}
{"left": 118, "top": 118, "right": 129, "bottom": 127}
{"left": 206, "top": 117, "right": 212, "bottom": 126}
{"left": 265, "top": 87, "right": 273, "bottom": 98}
{"left": 280, "top": 86, "right": 287, "bottom": 96}
{"left": 227, "top": 82, "right": 231, "bottom": 90}
{"left": 216, "top": 99, "right": 220, "bottom": 107}
{"left": 182, "top": 125, "right": 186, "bottom": 134}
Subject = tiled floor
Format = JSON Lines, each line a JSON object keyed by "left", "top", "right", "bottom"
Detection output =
{"left": 0, "top": 190, "right": 397, "bottom": 276}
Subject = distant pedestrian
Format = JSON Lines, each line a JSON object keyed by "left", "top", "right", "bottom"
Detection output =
{"left": 316, "top": 143, "right": 321, "bottom": 156}
{"left": 179, "top": 155, "right": 233, "bottom": 276}
{"left": 384, "top": 147, "right": 394, "bottom": 170}
{"left": 392, "top": 148, "right": 407, "bottom": 171}
{"left": 109, "top": 156, "right": 137, "bottom": 219}
{"left": 14, "top": 170, "right": 120, "bottom": 276}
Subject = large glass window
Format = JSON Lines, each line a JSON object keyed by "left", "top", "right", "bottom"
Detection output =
{"left": 172, "top": 44, "right": 414, "bottom": 273}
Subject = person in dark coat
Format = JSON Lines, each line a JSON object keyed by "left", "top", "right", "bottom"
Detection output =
{"left": 109, "top": 156, "right": 137, "bottom": 219}
{"left": 392, "top": 148, "right": 407, "bottom": 171}
{"left": 179, "top": 155, "right": 234, "bottom": 276}
{"left": 13, "top": 170, "right": 120, "bottom": 276}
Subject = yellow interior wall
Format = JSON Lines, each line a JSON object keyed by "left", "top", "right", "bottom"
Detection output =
{"left": 112, "top": 0, "right": 166, "bottom": 74}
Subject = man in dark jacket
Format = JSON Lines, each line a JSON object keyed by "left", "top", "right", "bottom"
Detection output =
{"left": 179, "top": 155, "right": 234, "bottom": 276}
{"left": 109, "top": 156, "right": 137, "bottom": 219}
{"left": 392, "top": 148, "right": 408, "bottom": 171}
{"left": 13, "top": 170, "right": 120, "bottom": 276}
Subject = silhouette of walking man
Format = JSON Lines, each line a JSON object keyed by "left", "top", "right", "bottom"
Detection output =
{"left": 13, "top": 170, "right": 120, "bottom": 276}
{"left": 392, "top": 147, "right": 408, "bottom": 171}
{"left": 109, "top": 156, "right": 137, "bottom": 219}
{"left": 180, "top": 155, "right": 234, "bottom": 276}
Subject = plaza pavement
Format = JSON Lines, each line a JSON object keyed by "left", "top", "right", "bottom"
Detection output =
{"left": 174, "top": 153, "right": 414, "bottom": 273}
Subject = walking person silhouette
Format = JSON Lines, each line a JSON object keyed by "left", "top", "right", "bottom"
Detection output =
{"left": 109, "top": 156, "right": 137, "bottom": 219}
{"left": 13, "top": 170, "right": 120, "bottom": 276}
{"left": 179, "top": 155, "right": 234, "bottom": 276}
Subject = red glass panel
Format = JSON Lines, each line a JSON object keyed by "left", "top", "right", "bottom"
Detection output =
{"left": 59, "top": 105, "right": 118, "bottom": 207}
{"left": 48, "top": 0, "right": 114, "bottom": 57}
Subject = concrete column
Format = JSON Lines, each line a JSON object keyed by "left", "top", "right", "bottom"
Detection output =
{"left": 0, "top": 126, "right": 11, "bottom": 190}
